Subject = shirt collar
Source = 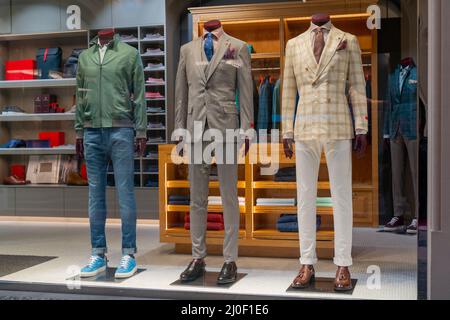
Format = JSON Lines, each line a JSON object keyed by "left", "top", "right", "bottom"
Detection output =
{"left": 310, "top": 20, "right": 332, "bottom": 33}
{"left": 203, "top": 26, "right": 224, "bottom": 40}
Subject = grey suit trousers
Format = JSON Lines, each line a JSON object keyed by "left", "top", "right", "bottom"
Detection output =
{"left": 390, "top": 134, "right": 418, "bottom": 218}
{"left": 188, "top": 142, "right": 240, "bottom": 262}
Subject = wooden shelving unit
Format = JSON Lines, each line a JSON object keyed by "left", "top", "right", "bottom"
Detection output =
{"left": 158, "top": 0, "right": 379, "bottom": 259}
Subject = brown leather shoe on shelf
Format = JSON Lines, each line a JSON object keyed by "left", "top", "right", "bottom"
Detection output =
{"left": 334, "top": 266, "right": 353, "bottom": 292}
{"left": 292, "top": 265, "right": 315, "bottom": 289}
{"left": 3, "top": 175, "right": 29, "bottom": 185}
{"left": 66, "top": 172, "right": 88, "bottom": 186}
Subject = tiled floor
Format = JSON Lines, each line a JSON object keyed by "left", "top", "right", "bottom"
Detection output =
{"left": 0, "top": 221, "right": 417, "bottom": 300}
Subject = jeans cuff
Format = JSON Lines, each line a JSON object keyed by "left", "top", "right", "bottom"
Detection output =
{"left": 333, "top": 257, "right": 353, "bottom": 267}
{"left": 122, "top": 247, "right": 137, "bottom": 255}
{"left": 92, "top": 247, "right": 107, "bottom": 255}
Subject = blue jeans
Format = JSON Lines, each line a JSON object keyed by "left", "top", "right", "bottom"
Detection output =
{"left": 84, "top": 128, "right": 137, "bottom": 255}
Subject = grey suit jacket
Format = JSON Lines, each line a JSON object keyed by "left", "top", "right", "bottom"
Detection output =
{"left": 175, "top": 33, "right": 254, "bottom": 142}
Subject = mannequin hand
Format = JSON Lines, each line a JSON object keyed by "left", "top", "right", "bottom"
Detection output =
{"left": 135, "top": 138, "right": 147, "bottom": 157}
{"left": 242, "top": 138, "right": 250, "bottom": 158}
{"left": 177, "top": 138, "right": 184, "bottom": 157}
{"left": 283, "top": 138, "right": 294, "bottom": 159}
{"left": 76, "top": 138, "right": 84, "bottom": 160}
{"left": 354, "top": 134, "right": 368, "bottom": 158}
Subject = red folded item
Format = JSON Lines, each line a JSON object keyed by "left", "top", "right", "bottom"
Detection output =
{"left": 11, "top": 165, "right": 26, "bottom": 180}
{"left": 5, "top": 60, "right": 36, "bottom": 80}
{"left": 184, "top": 213, "right": 224, "bottom": 223}
{"left": 184, "top": 222, "right": 224, "bottom": 231}
{"left": 38, "top": 132, "right": 65, "bottom": 147}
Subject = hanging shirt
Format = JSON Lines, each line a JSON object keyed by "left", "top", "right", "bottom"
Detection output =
{"left": 98, "top": 39, "right": 108, "bottom": 63}
{"left": 399, "top": 65, "right": 411, "bottom": 92}
{"left": 202, "top": 26, "right": 224, "bottom": 53}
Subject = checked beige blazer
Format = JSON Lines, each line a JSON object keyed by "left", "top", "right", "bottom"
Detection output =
{"left": 282, "top": 25, "right": 368, "bottom": 141}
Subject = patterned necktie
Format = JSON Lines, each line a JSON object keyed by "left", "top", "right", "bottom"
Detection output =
{"left": 204, "top": 33, "right": 214, "bottom": 62}
{"left": 313, "top": 28, "right": 325, "bottom": 63}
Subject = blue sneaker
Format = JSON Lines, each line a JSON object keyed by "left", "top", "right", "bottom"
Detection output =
{"left": 80, "top": 255, "right": 107, "bottom": 278}
{"left": 115, "top": 255, "right": 137, "bottom": 279}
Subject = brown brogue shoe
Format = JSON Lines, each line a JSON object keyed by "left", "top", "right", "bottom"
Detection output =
{"left": 334, "top": 266, "right": 353, "bottom": 291}
{"left": 292, "top": 265, "right": 315, "bottom": 289}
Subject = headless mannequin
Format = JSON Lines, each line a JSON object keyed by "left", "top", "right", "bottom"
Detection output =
{"left": 283, "top": 14, "right": 368, "bottom": 159}
{"left": 76, "top": 29, "right": 147, "bottom": 160}
{"left": 178, "top": 19, "right": 250, "bottom": 157}
{"left": 204, "top": 19, "right": 222, "bottom": 32}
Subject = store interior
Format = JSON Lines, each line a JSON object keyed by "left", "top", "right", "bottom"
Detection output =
{"left": 0, "top": 0, "right": 426, "bottom": 299}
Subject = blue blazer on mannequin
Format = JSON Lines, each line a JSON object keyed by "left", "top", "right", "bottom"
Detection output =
{"left": 384, "top": 65, "right": 418, "bottom": 140}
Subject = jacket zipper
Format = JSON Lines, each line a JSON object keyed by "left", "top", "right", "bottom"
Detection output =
{"left": 99, "top": 58, "right": 103, "bottom": 127}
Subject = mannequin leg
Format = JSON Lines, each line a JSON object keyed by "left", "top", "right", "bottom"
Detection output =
{"left": 109, "top": 128, "right": 137, "bottom": 255}
{"left": 84, "top": 128, "right": 108, "bottom": 255}
{"left": 405, "top": 137, "right": 419, "bottom": 219}
{"left": 217, "top": 144, "right": 239, "bottom": 263}
{"left": 295, "top": 140, "right": 321, "bottom": 265}
{"left": 390, "top": 136, "right": 408, "bottom": 217}
{"left": 325, "top": 140, "right": 353, "bottom": 267}
{"left": 188, "top": 152, "right": 210, "bottom": 260}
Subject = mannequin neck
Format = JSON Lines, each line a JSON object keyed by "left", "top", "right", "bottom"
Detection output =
{"left": 98, "top": 28, "right": 115, "bottom": 46}
{"left": 204, "top": 20, "right": 222, "bottom": 32}
{"left": 312, "top": 13, "right": 331, "bottom": 27}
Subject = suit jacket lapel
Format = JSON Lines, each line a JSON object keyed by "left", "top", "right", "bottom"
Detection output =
{"left": 315, "top": 27, "right": 344, "bottom": 80}
{"left": 206, "top": 34, "right": 230, "bottom": 82}
{"left": 399, "top": 66, "right": 412, "bottom": 97}
{"left": 298, "top": 33, "right": 318, "bottom": 75}
{"left": 194, "top": 37, "right": 207, "bottom": 83}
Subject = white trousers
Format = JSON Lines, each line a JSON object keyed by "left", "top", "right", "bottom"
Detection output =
{"left": 295, "top": 139, "right": 353, "bottom": 267}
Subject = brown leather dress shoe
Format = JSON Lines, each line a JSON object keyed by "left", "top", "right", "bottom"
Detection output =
{"left": 66, "top": 172, "right": 88, "bottom": 186}
{"left": 334, "top": 266, "right": 353, "bottom": 291}
{"left": 292, "top": 265, "right": 315, "bottom": 289}
{"left": 3, "top": 175, "right": 29, "bottom": 185}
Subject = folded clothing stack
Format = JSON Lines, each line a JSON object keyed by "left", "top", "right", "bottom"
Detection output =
{"left": 276, "top": 214, "right": 322, "bottom": 233}
{"left": 168, "top": 194, "right": 190, "bottom": 205}
{"left": 210, "top": 165, "right": 218, "bottom": 181}
{"left": 184, "top": 212, "right": 224, "bottom": 230}
{"left": 274, "top": 166, "right": 296, "bottom": 182}
{"left": 0, "top": 139, "right": 27, "bottom": 148}
{"left": 256, "top": 198, "right": 296, "bottom": 206}
{"left": 208, "top": 196, "right": 245, "bottom": 206}
{"left": 317, "top": 197, "right": 333, "bottom": 207}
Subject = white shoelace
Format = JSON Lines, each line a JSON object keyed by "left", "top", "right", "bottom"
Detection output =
{"left": 119, "top": 255, "right": 133, "bottom": 269}
{"left": 388, "top": 217, "right": 400, "bottom": 225}
{"left": 88, "top": 255, "right": 102, "bottom": 267}
{"left": 409, "top": 219, "right": 418, "bottom": 228}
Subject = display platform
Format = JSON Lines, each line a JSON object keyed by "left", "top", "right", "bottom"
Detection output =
{"left": 0, "top": 221, "right": 417, "bottom": 300}
{"left": 67, "top": 267, "right": 147, "bottom": 284}
{"left": 170, "top": 272, "right": 247, "bottom": 289}
{"left": 286, "top": 278, "right": 358, "bottom": 295}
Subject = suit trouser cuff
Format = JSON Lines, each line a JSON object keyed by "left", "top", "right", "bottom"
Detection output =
{"left": 333, "top": 257, "right": 353, "bottom": 267}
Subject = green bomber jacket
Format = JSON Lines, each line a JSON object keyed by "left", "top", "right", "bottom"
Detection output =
{"left": 75, "top": 34, "right": 147, "bottom": 138}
